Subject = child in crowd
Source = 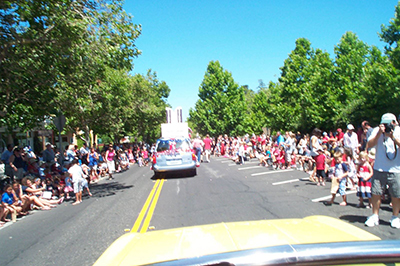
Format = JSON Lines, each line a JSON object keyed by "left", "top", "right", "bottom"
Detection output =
{"left": 271, "top": 144, "right": 280, "bottom": 169}
{"left": 344, "top": 147, "right": 357, "bottom": 190}
{"left": 1, "top": 184, "right": 24, "bottom": 221}
{"left": 119, "top": 150, "right": 130, "bottom": 171}
{"left": 44, "top": 178, "right": 58, "bottom": 199}
{"left": 142, "top": 147, "right": 150, "bottom": 166}
{"left": 137, "top": 154, "right": 143, "bottom": 167}
{"left": 276, "top": 145, "right": 286, "bottom": 169}
{"left": 326, "top": 151, "right": 348, "bottom": 206}
{"left": 325, "top": 146, "right": 335, "bottom": 182}
{"left": 356, "top": 151, "right": 373, "bottom": 208}
{"left": 368, "top": 148, "right": 376, "bottom": 168}
{"left": 237, "top": 142, "right": 245, "bottom": 165}
{"left": 39, "top": 161, "right": 46, "bottom": 180}
{"left": 314, "top": 148, "right": 326, "bottom": 186}
{"left": 261, "top": 146, "right": 273, "bottom": 167}
{"left": 64, "top": 174, "right": 74, "bottom": 200}
{"left": 98, "top": 151, "right": 108, "bottom": 177}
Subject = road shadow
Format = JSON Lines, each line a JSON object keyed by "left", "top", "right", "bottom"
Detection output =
{"left": 151, "top": 170, "right": 197, "bottom": 180}
{"left": 85, "top": 181, "right": 134, "bottom": 198}
{"left": 340, "top": 214, "right": 391, "bottom": 226}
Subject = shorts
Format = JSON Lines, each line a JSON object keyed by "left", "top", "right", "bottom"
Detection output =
{"left": 107, "top": 160, "right": 115, "bottom": 173}
{"left": 330, "top": 177, "right": 347, "bottom": 196}
{"left": 73, "top": 179, "right": 83, "bottom": 193}
{"left": 64, "top": 186, "right": 74, "bottom": 193}
{"left": 316, "top": 170, "right": 326, "bottom": 179}
{"left": 371, "top": 170, "right": 400, "bottom": 198}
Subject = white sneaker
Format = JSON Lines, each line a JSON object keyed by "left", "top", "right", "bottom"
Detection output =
{"left": 365, "top": 214, "right": 379, "bottom": 227}
{"left": 390, "top": 216, "right": 400, "bottom": 229}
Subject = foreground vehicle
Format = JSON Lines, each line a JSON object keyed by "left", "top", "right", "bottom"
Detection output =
{"left": 94, "top": 215, "right": 400, "bottom": 266}
{"left": 151, "top": 138, "right": 197, "bottom": 176}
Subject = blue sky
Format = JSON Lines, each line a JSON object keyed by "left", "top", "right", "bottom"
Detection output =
{"left": 124, "top": 1, "right": 399, "bottom": 120}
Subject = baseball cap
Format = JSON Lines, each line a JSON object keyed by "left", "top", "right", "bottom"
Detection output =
{"left": 347, "top": 124, "right": 355, "bottom": 130}
{"left": 381, "top": 113, "right": 397, "bottom": 124}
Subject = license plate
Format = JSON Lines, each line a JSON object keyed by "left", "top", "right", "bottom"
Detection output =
{"left": 167, "top": 160, "right": 181, "bottom": 165}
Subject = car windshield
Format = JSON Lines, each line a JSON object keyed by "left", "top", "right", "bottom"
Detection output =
{"left": 156, "top": 139, "right": 191, "bottom": 152}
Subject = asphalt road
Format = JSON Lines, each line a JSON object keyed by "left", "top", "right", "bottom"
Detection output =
{"left": 1, "top": 157, "right": 400, "bottom": 266}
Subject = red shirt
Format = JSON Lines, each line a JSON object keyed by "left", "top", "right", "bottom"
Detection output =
{"left": 337, "top": 132, "right": 344, "bottom": 142}
{"left": 315, "top": 154, "right": 326, "bottom": 170}
{"left": 203, "top": 137, "right": 212, "bottom": 150}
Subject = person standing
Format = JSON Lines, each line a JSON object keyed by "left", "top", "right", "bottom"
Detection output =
{"left": 105, "top": 145, "right": 116, "bottom": 180}
{"left": 276, "top": 132, "right": 284, "bottom": 147}
{"left": 79, "top": 143, "right": 90, "bottom": 165}
{"left": 336, "top": 128, "right": 345, "bottom": 146}
{"left": 365, "top": 113, "right": 400, "bottom": 228}
{"left": 192, "top": 136, "right": 204, "bottom": 164}
{"left": 1, "top": 144, "right": 14, "bottom": 179}
{"left": 343, "top": 124, "right": 359, "bottom": 155}
{"left": 65, "top": 145, "right": 76, "bottom": 165}
{"left": 283, "top": 132, "right": 294, "bottom": 168}
{"left": 203, "top": 134, "right": 212, "bottom": 163}
{"left": 362, "top": 121, "right": 374, "bottom": 151}
{"left": 68, "top": 159, "right": 85, "bottom": 205}
{"left": 42, "top": 143, "right": 56, "bottom": 168}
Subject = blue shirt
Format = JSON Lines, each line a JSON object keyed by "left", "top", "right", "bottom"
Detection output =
{"left": 277, "top": 135, "right": 284, "bottom": 146}
{"left": 1, "top": 192, "right": 14, "bottom": 205}
{"left": 1, "top": 149, "right": 12, "bottom": 164}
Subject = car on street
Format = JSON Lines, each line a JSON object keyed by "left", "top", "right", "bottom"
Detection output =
{"left": 151, "top": 137, "right": 197, "bottom": 176}
{"left": 93, "top": 215, "right": 400, "bottom": 265}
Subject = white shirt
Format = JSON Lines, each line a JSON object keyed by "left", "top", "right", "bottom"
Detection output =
{"left": 368, "top": 126, "right": 400, "bottom": 172}
{"left": 343, "top": 131, "right": 359, "bottom": 153}
{"left": 68, "top": 164, "right": 85, "bottom": 183}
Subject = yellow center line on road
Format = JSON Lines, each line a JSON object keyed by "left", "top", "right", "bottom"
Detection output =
{"left": 131, "top": 179, "right": 165, "bottom": 233}
{"left": 140, "top": 179, "right": 165, "bottom": 233}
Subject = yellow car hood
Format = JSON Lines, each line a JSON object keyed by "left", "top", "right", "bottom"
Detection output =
{"left": 94, "top": 215, "right": 380, "bottom": 266}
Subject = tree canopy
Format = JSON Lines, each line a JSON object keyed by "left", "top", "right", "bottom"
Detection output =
{"left": 189, "top": 2, "right": 400, "bottom": 136}
{"left": 188, "top": 61, "right": 247, "bottom": 137}
{"left": 1, "top": 0, "right": 170, "bottom": 144}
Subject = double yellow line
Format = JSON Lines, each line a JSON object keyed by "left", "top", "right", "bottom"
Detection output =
{"left": 131, "top": 179, "right": 165, "bottom": 233}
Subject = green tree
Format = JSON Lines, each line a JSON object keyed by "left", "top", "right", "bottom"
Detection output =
{"left": 380, "top": 2, "right": 400, "bottom": 69}
{"left": 188, "top": 61, "right": 247, "bottom": 136}
{"left": 363, "top": 46, "right": 400, "bottom": 124}
{"left": 362, "top": 2, "right": 400, "bottom": 124}
{"left": 331, "top": 32, "right": 370, "bottom": 126}
{"left": 0, "top": 0, "right": 142, "bottom": 143}
{"left": 128, "top": 70, "right": 171, "bottom": 143}
{"left": 251, "top": 81, "right": 282, "bottom": 132}
{"left": 277, "top": 38, "right": 315, "bottom": 131}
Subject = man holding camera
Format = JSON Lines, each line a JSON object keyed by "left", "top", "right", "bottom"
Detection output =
{"left": 365, "top": 113, "right": 400, "bottom": 228}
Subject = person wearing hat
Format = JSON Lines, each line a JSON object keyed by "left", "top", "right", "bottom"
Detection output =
{"left": 343, "top": 124, "right": 359, "bottom": 155}
{"left": 365, "top": 113, "right": 400, "bottom": 228}
{"left": 336, "top": 128, "right": 344, "bottom": 145}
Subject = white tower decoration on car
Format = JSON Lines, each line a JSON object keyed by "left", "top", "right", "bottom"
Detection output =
{"left": 165, "top": 107, "right": 182, "bottom": 123}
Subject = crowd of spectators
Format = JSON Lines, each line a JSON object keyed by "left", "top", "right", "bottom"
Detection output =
{"left": 196, "top": 122, "right": 377, "bottom": 208}
{"left": 0, "top": 141, "right": 152, "bottom": 227}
